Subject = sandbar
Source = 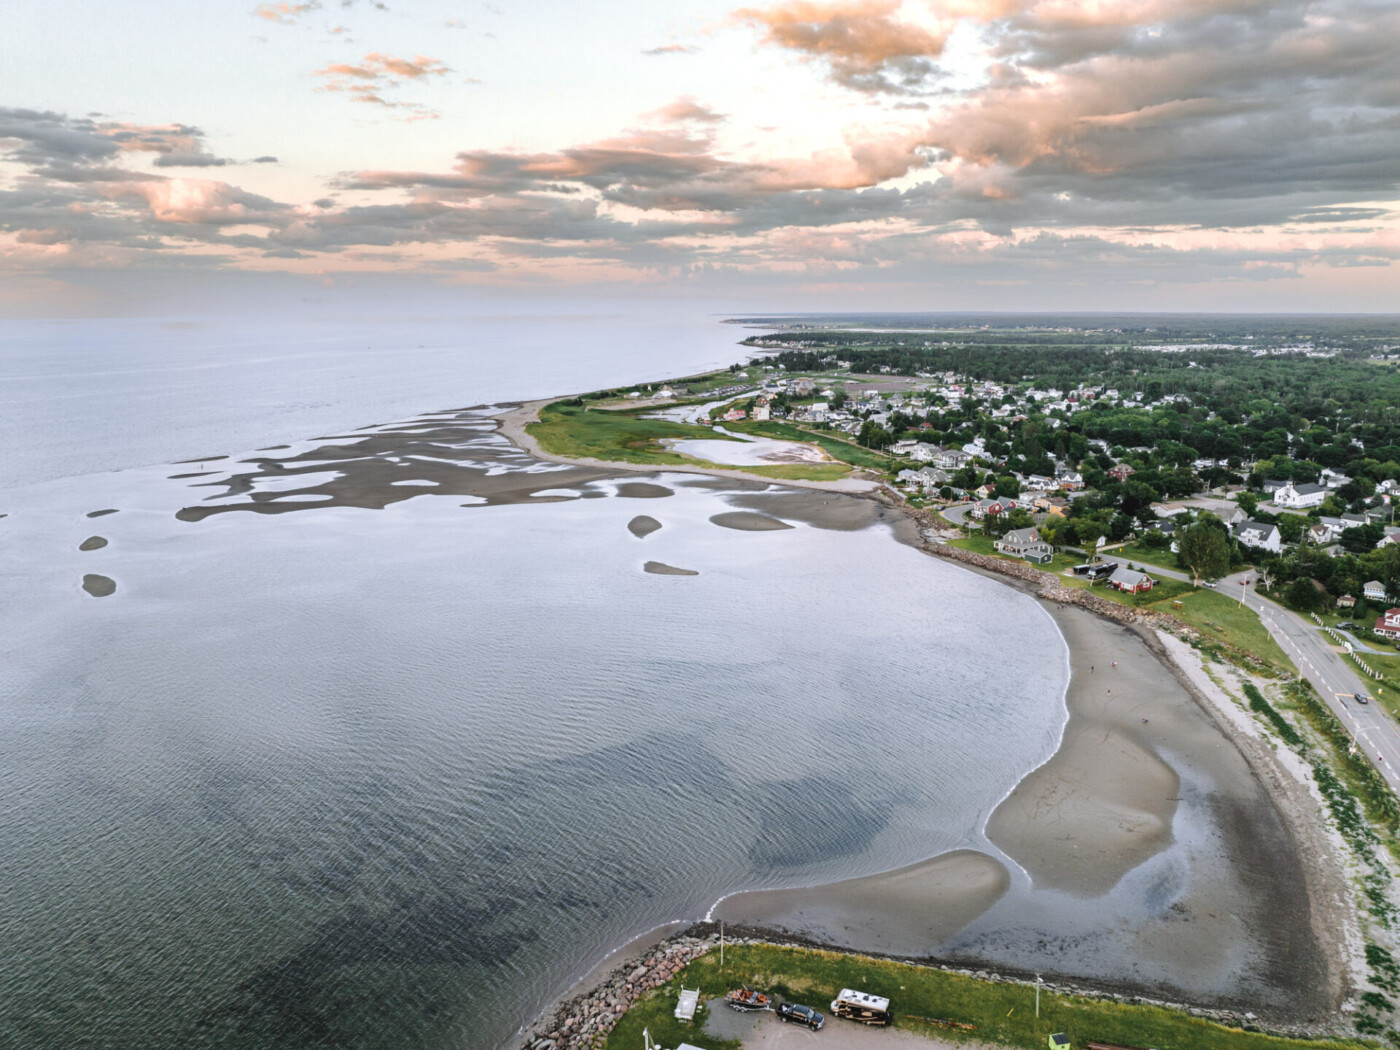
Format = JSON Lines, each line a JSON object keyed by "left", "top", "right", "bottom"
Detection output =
{"left": 627, "top": 515, "right": 662, "bottom": 538}
{"left": 709, "top": 511, "right": 793, "bottom": 532}
{"left": 643, "top": 561, "right": 698, "bottom": 576}
{"left": 78, "top": 536, "right": 108, "bottom": 551}
{"left": 615, "top": 482, "right": 673, "bottom": 499}
{"left": 86, "top": 509, "right": 118, "bottom": 519}
{"left": 82, "top": 574, "right": 116, "bottom": 597}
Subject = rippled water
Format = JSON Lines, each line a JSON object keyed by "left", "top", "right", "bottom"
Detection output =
{"left": 0, "top": 395, "right": 1070, "bottom": 1048}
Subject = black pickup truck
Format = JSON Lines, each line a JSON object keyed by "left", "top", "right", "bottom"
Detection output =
{"left": 777, "top": 1002, "right": 825, "bottom": 1030}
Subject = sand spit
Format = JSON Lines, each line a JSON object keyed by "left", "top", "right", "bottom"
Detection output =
{"left": 986, "top": 607, "right": 1181, "bottom": 897}
{"left": 627, "top": 516, "right": 662, "bottom": 538}
{"left": 709, "top": 511, "right": 793, "bottom": 532}
{"left": 615, "top": 482, "right": 673, "bottom": 499}
{"left": 495, "top": 399, "right": 881, "bottom": 495}
{"left": 643, "top": 561, "right": 698, "bottom": 576}
{"left": 86, "top": 508, "right": 118, "bottom": 519}
{"left": 82, "top": 574, "right": 116, "bottom": 597}
{"left": 78, "top": 536, "right": 108, "bottom": 551}
{"left": 713, "top": 850, "right": 1011, "bottom": 955}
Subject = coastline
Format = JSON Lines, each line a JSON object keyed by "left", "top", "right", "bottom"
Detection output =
{"left": 495, "top": 393, "right": 1359, "bottom": 1042}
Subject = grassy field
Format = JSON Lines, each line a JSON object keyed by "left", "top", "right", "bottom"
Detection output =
{"left": 529, "top": 402, "right": 728, "bottom": 465}
{"left": 1114, "top": 541, "right": 1186, "bottom": 573}
{"left": 1159, "top": 590, "right": 1295, "bottom": 673}
{"left": 605, "top": 944, "right": 1372, "bottom": 1050}
{"left": 527, "top": 403, "right": 851, "bottom": 481}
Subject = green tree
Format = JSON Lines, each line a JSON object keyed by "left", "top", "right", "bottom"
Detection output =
{"left": 993, "top": 474, "right": 1021, "bottom": 498}
{"left": 1236, "top": 491, "right": 1258, "bottom": 516}
{"left": 857, "top": 420, "right": 892, "bottom": 449}
{"left": 1277, "top": 513, "right": 1310, "bottom": 544}
{"left": 1178, "top": 518, "right": 1232, "bottom": 583}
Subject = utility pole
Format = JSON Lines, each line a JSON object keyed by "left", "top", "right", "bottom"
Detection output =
{"left": 720, "top": 922, "right": 724, "bottom": 969}
{"left": 1035, "top": 975, "right": 1042, "bottom": 1018}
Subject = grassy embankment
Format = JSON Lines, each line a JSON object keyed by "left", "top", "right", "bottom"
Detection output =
{"left": 605, "top": 944, "right": 1372, "bottom": 1050}
{"left": 526, "top": 402, "right": 851, "bottom": 482}
{"left": 947, "top": 535, "right": 1294, "bottom": 673}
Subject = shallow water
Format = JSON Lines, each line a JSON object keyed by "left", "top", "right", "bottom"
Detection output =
{"left": 0, "top": 384, "right": 1071, "bottom": 1050}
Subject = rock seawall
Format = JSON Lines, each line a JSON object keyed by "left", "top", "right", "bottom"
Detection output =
{"left": 519, "top": 934, "right": 714, "bottom": 1050}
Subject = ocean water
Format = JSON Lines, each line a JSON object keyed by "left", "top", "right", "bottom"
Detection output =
{"left": 0, "top": 317, "right": 1071, "bottom": 1049}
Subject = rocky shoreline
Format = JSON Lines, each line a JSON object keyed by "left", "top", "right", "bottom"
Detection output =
{"left": 519, "top": 931, "right": 716, "bottom": 1050}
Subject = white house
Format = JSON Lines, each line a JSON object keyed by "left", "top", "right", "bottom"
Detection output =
{"left": 1273, "top": 481, "right": 1327, "bottom": 509}
{"left": 1364, "top": 580, "right": 1389, "bottom": 602}
{"left": 1375, "top": 608, "right": 1400, "bottom": 641}
{"left": 1233, "top": 519, "right": 1283, "bottom": 553}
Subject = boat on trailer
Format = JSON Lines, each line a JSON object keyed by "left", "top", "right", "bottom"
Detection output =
{"left": 724, "top": 987, "right": 771, "bottom": 1012}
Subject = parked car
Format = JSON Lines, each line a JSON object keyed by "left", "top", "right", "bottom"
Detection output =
{"left": 1355, "top": 693, "right": 1371, "bottom": 705}
{"left": 778, "top": 1002, "right": 824, "bottom": 1030}
{"left": 1338, "top": 622, "right": 1358, "bottom": 630}
{"left": 1202, "top": 580, "right": 1217, "bottom": 588}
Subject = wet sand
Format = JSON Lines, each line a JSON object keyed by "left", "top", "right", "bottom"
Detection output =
{"left": 711, "top": 591, "right": 1347, "bottom": 1018}
{"left": 78, "top": 536, "right": 108, "bottom": 551}
{"left": 985, "top": 607, "right": 1181, "bottom": 896}
{"left": 713, "top": 850, "right": 1010, "bottom": 956}
{"left": 627, "top": 515, "right": 662, "bottom": 538}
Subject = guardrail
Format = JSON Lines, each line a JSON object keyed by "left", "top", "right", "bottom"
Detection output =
{"left": 1312, "top": 613, "right": 1386, "bottom": 682}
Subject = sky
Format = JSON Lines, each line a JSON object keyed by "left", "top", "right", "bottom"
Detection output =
{"left": 2, "top": 0, "right": 1399, "bottom": 316}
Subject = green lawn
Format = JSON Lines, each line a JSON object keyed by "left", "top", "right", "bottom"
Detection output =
{"left": 1156, "top": 590, "right": 1296, "bottom": 673}
{"left": 529, "top": 402, "right": 731, "bottom": 465}
{"left": 606, "top": 944, "right": 1371, "bottom": 1050}
{"left": 1115, "top": 541, "right": 1186, "bottom": 573}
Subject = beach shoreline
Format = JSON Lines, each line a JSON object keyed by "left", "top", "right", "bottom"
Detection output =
{"left": 492, "top": 397, "right": 1358, "bottom": 1041}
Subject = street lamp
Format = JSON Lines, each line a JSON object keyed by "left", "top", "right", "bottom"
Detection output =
{"left": 1036, "top": 974, "right": 1042, "bottom": 1018}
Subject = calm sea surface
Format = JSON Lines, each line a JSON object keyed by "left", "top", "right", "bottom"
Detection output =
{"left": 0, "top": 315, "right": 1069, "bottom": 1049}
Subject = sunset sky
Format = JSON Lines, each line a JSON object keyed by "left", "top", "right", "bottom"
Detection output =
{"left": 3, "top": 0, "right": 1398, "bottom": 314}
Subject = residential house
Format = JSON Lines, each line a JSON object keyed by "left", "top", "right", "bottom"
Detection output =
{"left": 1108, "top": 464, "right": 1136, "bottom": 482}
{"left": 890, "top": 439, "right": 919, "bottom": 456}
{"left": 1337, "top": 594, "right": 1356, "bottom": 609}
{"left": 968, "top": 497, "right": 1018, "bottom": 521}
{"left": 751, "top": 394, "right": 772, "bottom": 421}
{"left": 1375, "top": 608, "right": 1400, "bottom": 642}
{"left": 910, "top": 442, "right": 942, "bottom": 464}
{"left": 936, "top": 449, "right": 973, "bottom": 470}
{"left": 1273, "top": 481, "right": 1327, "bottom": 509}
{"left": 1108, "top": 567, "right": 1155, "bottom": 594}
{"left": 1364, "top": 580, "right": 1389, "bottom": 602}
{"left": 1261, "top": 479, "right": 1290, "bottom": 495}
{"left": 994, "top": 526, "right": 1055, "bottom": 565}
{"left": 1233, "top": 519, "right": 1283, "bottom": 553}
{"left": 1309, "top": 519, "right": 1344, "bottom": 545}
{"left": 723, "top": 407, "right": 747, "bottom": 422}
{"left": 1380, "top": 528, "right": 1400, "bottom": 548}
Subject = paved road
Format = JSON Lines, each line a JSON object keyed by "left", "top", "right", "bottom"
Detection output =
{"left": 1220, "top": 576, "right": 1400, "bottom": 787}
